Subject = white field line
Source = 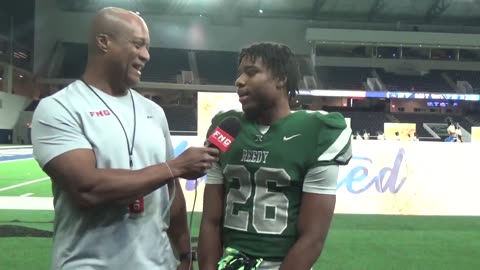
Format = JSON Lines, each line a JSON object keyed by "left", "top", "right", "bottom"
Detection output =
{"left": 0, "top": 146, "right": 32, "bottom": 149}
{"left": 0, "top": 177, "right": 50, "bottom": 192}
{"left": 0, "top": 196, "right": 53, "bottom": 210}
{"left": 0, "top": 157, "right": 34, "bottom": 163}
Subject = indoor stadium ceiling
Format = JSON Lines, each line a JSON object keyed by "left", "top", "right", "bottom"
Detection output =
{"left": 56, "top": 0, "right": 480, "bottom": 25}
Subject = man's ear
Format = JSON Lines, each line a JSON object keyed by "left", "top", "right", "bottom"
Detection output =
{"left": 96, "top": 34, "right": 109, "bottom": 53}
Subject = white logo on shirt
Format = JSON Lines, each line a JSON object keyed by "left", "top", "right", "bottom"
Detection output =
{"left": 283, "top": 134, "right": 302, "bottom": 141}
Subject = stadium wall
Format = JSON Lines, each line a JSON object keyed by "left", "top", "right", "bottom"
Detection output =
{"left": 0, "top": 92, "right": 32, "bottom": 129}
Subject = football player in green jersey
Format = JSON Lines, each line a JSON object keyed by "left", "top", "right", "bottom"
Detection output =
{"left": 198, "top": 42, "right": 352, "bottom": 270}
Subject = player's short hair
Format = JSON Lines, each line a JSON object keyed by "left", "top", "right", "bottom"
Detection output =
{"left": 239, "top": 42, "right": 300, "bottom": 98}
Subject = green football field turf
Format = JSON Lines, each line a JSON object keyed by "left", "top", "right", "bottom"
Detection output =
{"left": 0, "top": 159, "right": 51, "bottom": 197}
{"left": 1, "top": 154, "right": 480, "bottom": 269}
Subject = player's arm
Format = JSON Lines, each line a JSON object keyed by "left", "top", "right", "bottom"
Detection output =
{"left": 198, "top": 162, "right": 225, "bottom": 270}
{"left": 33, "top": 99, "right": 218, "bottom": 209}
{"left": 166, "top": 178, "right": 192, "bottom": 268}
{"left": 279, "top": 165, "right": 338, "bottom": 270}
{"left": 281, "top": 111, "right": 352, "bottom": 270}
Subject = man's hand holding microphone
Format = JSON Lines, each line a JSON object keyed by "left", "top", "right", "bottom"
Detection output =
{"left": 167, "top": 116, "right": 241, "bottom": 180}
{"left": 167, "top": 147, "right": 220, "bottom": 180}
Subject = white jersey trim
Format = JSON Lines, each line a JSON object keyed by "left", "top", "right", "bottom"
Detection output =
{"left": 303, "top": 165, "right": 338, "bottom": 195}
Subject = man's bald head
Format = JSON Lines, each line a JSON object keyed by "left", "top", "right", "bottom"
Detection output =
{"left": 83, "top": 7, "right": 151, "bottom": 94}
{"left": 88, "top": 7, "right": 148, "bottom": 54}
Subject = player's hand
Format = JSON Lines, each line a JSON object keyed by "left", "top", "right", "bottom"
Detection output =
{"left": 169, "top": 147, "right": 220, "bottom": 179}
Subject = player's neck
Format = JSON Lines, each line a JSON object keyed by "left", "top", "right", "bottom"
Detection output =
{"left": 256, "top": 104, "right": 291, "bottom": 126}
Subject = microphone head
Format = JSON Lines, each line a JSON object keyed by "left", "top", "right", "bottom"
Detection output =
{"left": 218, "top": 116, "right": 241, "bottom": 138}
{"left": 207, "top": 116, "right": 241, "bottom": 152}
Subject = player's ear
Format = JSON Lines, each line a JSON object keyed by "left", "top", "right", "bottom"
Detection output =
{"left": 276, "top": 78, "right": 287, "bottom": 89}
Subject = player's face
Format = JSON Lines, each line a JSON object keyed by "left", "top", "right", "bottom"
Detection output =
{"left": 108, "top": 18, "right": 150, "bottom": 87}
{"left": 235, "top": 57, "right": 283, "bottom": 120}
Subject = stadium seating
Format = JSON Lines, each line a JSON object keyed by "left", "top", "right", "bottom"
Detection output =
{"left": 141, "top": 48, "right": 190, "bottom": 83}
{"left": 316, "top": 66, "right": 372, "bottom": 90}
{"left": 447, "top": 70, "right": 480, "bottom": 92}
{"left": 163, "top": 105, "right": 196, "bottom": 131}
{"left": 377, "top": 69, "right": 452, "bottom": 92}
{"left": 196, "top": 50, "right": 238, "bottom": 85}
{"left": 60, "top": 43, "right": 191, "bottom": 83}
{"left": 61, "top": 42, "right": 88, "bottom": 78}
{"left": 341, "top": 111, "right": 389, "bottom": 135}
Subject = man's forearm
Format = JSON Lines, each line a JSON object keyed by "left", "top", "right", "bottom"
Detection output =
{"left": 46, "top": 160, "right": 176, "bottom": 208}
{"left": 279, "top": 237, "right": 324, "bottom": 270}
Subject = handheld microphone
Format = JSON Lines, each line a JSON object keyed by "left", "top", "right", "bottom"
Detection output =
{"left": 206, "top": 116, "right": 242, "bottom": 152}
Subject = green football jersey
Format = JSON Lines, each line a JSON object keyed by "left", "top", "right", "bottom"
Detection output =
{"left": 206, "top": 109, "right": 352, "bottom": 260}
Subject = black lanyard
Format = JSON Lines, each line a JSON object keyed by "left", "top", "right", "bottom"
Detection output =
{"left": 80, "top": 79, "right": 137, "bottom": 169}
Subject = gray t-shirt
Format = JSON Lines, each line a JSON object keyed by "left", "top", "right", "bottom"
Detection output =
{"left": 32, "top": 80, "right": 177, "bottom": 270}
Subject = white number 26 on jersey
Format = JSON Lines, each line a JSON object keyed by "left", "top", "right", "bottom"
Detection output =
{"left": 223, "top": 165, "right": 291, "bottom": 235}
